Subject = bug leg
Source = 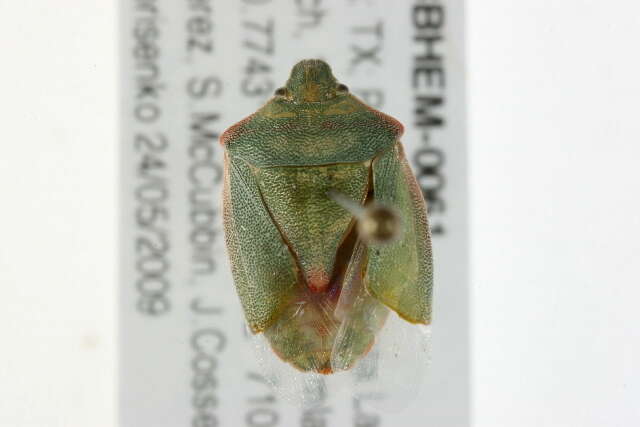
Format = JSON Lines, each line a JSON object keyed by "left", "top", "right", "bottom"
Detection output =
{"left": 331, "top": 240, "right": 389, "bottom": 372}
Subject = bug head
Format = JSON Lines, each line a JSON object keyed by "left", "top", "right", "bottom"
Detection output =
{"left": 275, "top": 59, "right": 349, "bottom": 103}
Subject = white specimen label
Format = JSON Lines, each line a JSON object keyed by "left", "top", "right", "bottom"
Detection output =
{"left": 120, "top": 0, "right": 468, "bottom": 425}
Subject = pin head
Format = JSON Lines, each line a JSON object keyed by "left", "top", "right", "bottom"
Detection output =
{"left": 358, "top": 205, "right": 401, "bottom": 244}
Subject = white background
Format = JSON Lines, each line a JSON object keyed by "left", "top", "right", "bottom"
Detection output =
{"left": 0, "top": 1, "right": 638, "bottom": 426}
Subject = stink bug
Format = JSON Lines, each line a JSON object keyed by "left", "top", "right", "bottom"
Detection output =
{"left": 220, "top": 59, "right": 433, "bottom": 379}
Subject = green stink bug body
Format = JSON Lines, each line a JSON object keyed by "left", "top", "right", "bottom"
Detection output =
{"left": 221, "top": 59, "right": 433, "bottom": 375}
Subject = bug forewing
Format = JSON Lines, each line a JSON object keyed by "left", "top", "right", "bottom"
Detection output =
{"left": 366, "top": 142, "right": 434, "bottom": 325}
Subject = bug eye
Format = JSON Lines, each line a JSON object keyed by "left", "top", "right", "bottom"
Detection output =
{"left": 274, "top": 87, "right": 287, "bottom": 96}
{"left": 337, "top": 84, "right": 349, "bottom": 93}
